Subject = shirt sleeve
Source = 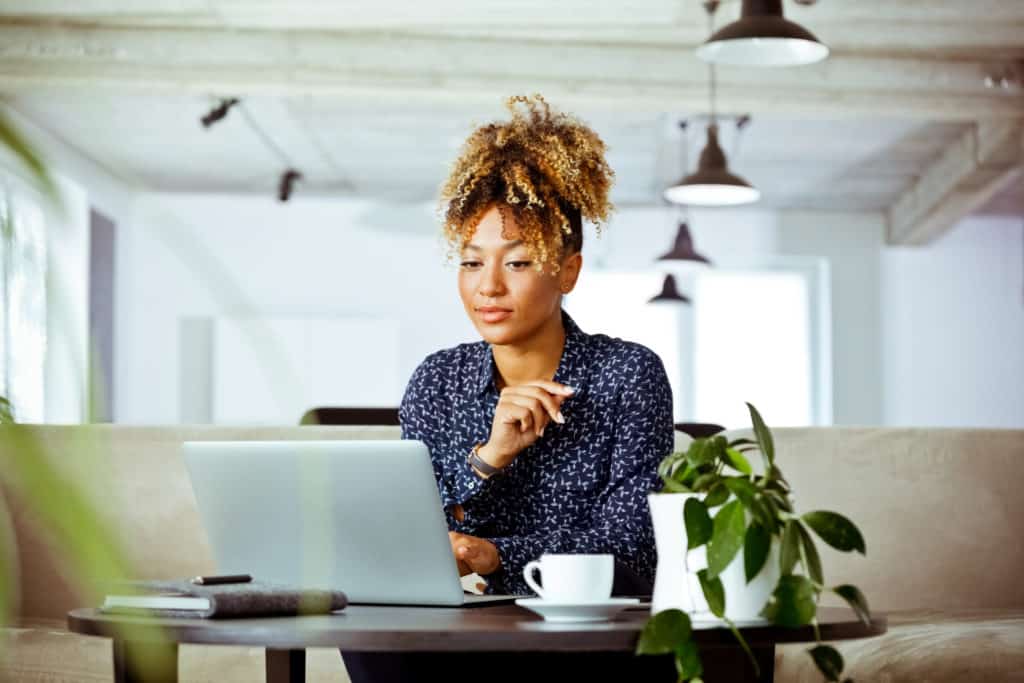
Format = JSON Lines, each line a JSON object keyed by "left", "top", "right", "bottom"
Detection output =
{"left": 481, "top": 350, "right": 675, "bottom": 595}
{"left": 399, "top": 353, "right": 496, "bottom": 529}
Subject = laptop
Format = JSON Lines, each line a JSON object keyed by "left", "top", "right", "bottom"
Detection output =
{"left": 182, "top": 440, "right": 517, "bottom": 607}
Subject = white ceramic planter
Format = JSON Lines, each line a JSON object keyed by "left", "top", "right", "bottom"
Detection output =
{"left": 649, "top": 492, "right": 780, "bottom": 621}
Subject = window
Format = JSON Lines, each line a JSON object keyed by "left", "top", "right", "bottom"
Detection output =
{"left": 693, "top": 264, "right": 829, "bottom": 428}
{"left": 566, "top": 271, "right": 684, "bottom": 420}
{"left": 0, "top": 187, "right": 47, "bottom": 423}
{"left": 567, "top": 260, "right": 831, "bottom": 429}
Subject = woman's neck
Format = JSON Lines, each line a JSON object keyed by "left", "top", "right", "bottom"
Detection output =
{"left": 491, "top": 312, "right": 566, "bottom": 390}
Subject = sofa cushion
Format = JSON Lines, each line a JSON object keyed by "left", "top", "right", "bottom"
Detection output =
{"left": 775, "top": 608, "right": 1024, "bottom": 682}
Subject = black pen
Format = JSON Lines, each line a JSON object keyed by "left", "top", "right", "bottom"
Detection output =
{"left": 190, "top": 573, "right": 252, "bottom": 585}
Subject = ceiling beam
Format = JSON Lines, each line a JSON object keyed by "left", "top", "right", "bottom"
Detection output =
{"left": 886, "top": 120, "right": 1024, "bottom": 245}
{"left": 0, "top": 24, "right": 1021, "bottom": 120}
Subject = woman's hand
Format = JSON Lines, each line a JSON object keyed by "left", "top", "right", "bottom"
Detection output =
{"left": 478, "top": 380, "right": 575, "bottom": 469}
{"left": 449, "top": 531, "right": 501, "bottom": 577}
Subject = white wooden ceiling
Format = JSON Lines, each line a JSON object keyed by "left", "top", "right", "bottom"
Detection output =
{"left": 0, "top": 0, "right": 1021, "bottom": 224}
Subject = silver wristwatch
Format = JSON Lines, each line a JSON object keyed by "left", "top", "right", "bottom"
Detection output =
{"left": 467, "top": 443, "right": 504, "bottom": 479}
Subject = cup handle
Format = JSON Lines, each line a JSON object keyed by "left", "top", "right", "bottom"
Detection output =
{"left": 522, "top": 560, "right": 545, "bottom": 598}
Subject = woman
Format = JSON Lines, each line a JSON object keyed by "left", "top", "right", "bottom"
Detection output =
{"left": 405, "top": 94, "right": 674, "bottom": 594}
{"left": 342, "top": 95, "right": 675, "bottom": 681}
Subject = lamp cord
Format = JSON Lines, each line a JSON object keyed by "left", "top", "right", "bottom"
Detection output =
{"left": 705, "top": 1, "right": 718, "bottom": 124}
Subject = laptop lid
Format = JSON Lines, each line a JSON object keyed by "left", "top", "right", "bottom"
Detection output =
{"left": 183, "top": 440, "right": 475, "bottom": 606}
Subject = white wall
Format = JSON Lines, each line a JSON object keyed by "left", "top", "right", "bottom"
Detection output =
{"left": 109, "top": 191, "right": 1022, "bottom": 428}
{"left": 116, "top": 193, "right": 476, "bottom": 424}
{"left": 882, "top": 215, "right": 1024, "bottom": 428}
{"left": 116, "top": 197, "right": 888, "bottom": 425}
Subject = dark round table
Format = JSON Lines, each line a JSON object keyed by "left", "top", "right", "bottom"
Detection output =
{"left": 69, "top": 604, "right": 887, "bottom": 683}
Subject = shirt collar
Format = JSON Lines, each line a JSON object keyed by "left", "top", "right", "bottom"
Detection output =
{"left": 474, "top": 309, "right": 588, "bottom": 397}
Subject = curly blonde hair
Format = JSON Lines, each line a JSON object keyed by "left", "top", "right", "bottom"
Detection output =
{"left": 439, "top": 94, "right": 615, "bottom": 272}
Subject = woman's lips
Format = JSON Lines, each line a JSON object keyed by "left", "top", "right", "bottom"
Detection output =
{"left": 477, "top": 307, "right": 512, "bottom": 324}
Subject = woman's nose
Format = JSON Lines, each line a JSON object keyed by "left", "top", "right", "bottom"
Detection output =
{"left": 478, "top": 262, "right": 506, "bottom": 297}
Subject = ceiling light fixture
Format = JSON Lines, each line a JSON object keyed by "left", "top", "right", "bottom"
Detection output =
{"left": 665, "top": 3, "right": 760, "bottom": 207}
{"left": 648, "top": 274, "right": 691, "bottom": 305}
{"left": 278, "top": 169, "right": 302, "bottom": 202}
{"left": 200, "top": 98, "right": 240, "bottom": 128}
{"left": 696, "top": 0, "right": 829, "bottom": 67}
{"left": 657, "top": 222, "right": 712, "bottom": 265}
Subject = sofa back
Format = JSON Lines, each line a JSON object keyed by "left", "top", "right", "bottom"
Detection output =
{"left": 733, "top": 427, "right": 1024, "bottom": 612}
{"left": 1, "top": 424, "right": 400, "bottom": 620}
{"left": 3, "top": 424, "right": 1022, "bottom": 620}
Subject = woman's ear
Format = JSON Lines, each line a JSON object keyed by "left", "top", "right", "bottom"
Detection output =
{"left": 559, "top": 251, "right": 583, "bottom": 294}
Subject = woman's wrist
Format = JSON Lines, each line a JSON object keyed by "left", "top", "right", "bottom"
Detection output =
{"left": 477, "top": 441, "right": 514, "bottom": 470}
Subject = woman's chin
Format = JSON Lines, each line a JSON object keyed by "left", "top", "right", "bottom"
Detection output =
{"left": 475, "top": 322, "right": 520, "bottom": 346}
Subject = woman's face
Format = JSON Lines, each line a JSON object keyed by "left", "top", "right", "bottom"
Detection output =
{"left": 458, "top": 204, "right": 581, "bottom": 346}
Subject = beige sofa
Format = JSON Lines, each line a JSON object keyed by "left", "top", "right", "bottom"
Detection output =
{"left": 2, "top": 424, "right": 1023, "bottom": 682}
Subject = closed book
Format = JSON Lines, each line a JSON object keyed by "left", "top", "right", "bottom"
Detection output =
{"left": 100, "top": 580, "right": 348, "bottom": 619}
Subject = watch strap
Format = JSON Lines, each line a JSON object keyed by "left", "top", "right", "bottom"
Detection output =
{"left": 467, "top": 443, "right": 504, "bottom": 478}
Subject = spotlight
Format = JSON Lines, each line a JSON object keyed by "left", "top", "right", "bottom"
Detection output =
{"left": 278, "top": 169, "right": 302, "bottom": 202}
{"left": 201, "top": 98, "right": 240, "bottom": 128}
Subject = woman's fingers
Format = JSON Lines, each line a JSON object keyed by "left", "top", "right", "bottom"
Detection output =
{"left": 521, "top": 380, "right": 576, "bottom": 398}
{"left": 501, "top": 394, "right": 548, "bottom": 435}
{"left": 498, "top": 403, "right": 533, "bottom": 433}
{"left": 503, "top": 385, "right": 565, "bottom": 426}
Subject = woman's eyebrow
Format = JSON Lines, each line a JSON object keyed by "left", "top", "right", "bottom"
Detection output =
{"left": 463, "top": 240, "right": 525, "bottom": 252}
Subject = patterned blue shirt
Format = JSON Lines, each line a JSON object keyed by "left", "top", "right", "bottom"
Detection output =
{"left": 399, "top": 310, "right": 674, "bottom": 595}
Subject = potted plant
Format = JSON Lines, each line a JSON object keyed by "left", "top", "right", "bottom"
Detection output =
{"left": 636, "top": 403, "right": 872, "bottom": 683}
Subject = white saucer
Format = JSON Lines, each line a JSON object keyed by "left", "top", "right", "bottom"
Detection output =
{"left": 515, "top": 597, "right": 640, "bottom": 623}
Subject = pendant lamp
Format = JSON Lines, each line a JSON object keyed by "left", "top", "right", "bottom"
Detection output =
{"left": 663, "top": 123, "right": 759, "bottom": 206}
{"left": 697, "top": 0, "right": 829, "bottom": 67}
{"left": 657, "top": 222, "right": 711, "bottom": 265}
{"left": 648, "top": 274, "right": 691, "bottom": 305}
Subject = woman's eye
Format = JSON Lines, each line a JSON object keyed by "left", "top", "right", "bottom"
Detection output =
{"left": 506, "top": 261, "right": 533, "bottom": 270}
{"left": 460, "top": 261, "right": 482, "bottom": 269}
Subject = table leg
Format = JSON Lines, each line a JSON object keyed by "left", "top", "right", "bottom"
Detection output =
{"left": 112, "top": 639, "right": 178, "bottom": 683}
{"left": 266, "top": 648, "right": 306, "bottom": 683}
{"left": 702, "top": 644, "right": 775, "bottom": 683}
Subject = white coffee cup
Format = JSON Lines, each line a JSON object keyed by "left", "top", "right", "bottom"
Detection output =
{"left": 522, "top": 553, "right": 614, "bottom": 603}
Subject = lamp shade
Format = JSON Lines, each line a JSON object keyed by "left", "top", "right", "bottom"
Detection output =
{"left": 696, "top": 0, "right": 829, "bottom": 67}
{"left": 664, "top": 124, "right": 760, "bottom": 206}
{"left": 648, "top": 274, "right": 691, "bottom": 305}
{"left": 658, "top": 222, "right": 711, "bottom": 265}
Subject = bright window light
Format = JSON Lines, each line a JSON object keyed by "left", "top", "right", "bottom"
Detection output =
{"left": 693, "top": 270, "right": 812, "bottom": 428}
{"left": 565, "top": 271, "right": 683, "bottom": 421}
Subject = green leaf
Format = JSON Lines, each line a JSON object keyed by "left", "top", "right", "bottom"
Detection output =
{"left": 743, "top": 522, "right": 771, "bottom": 584}
{"left": 802, "top": 511, "right": 866, "bottom": 554}
{"left": 684, "top": 497, "right": 713, "bottom": 550}
{"left": 703, "top": 482, "right": 729, "bottom": 508}
{"left": 723, "top": 447, "right": 753, "bottom": 475}
{"left": 728, "top": 438, "right": 758, "bottom": 449}
{"left": 723, "top": 477, "right": 757, "bottom": 507}
{"left": 765, "top": 487, "right": 793, "bottom": 513}
{"left": 636, "top": 609, "right": 692, "bottom": 655}
{"left": 808, "top": 644, "right": 844, "bottom": 681}
{"left": 746, "top": 402, "right": 775, "bottom": 467}
{"left": 760, "top": 495, "right": 782, "bottom": 534}
{"left": 0, "top": 113, "right": 59, "bottom": 200}
{"left": 779, "top": 519, "right": 800, "bottom": 576}
{"left": 760, "top": 575, "right": 817, "bottom": 627}
{"left": 833, "top": 585, "right": 872, "bottom": 627}
{"left": 697, "top": 569, "right": 725, "bottom": 618}
{"left": 673, "top": 639, "right": 703, "bottom": 679}
{"left": 661, "top": 478, "right": 692, "bottom": 493}
{"left": 706, "top": 500, "right": 745, "bottom": 580}
{"left": 795, "top": 522, "right": 824, "bottom": 586}
{"left": 686, "top": 439, "right": 715, "bottom": 468}
{"left": 691, "top": 473, "right": 718, "bottom": 492}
